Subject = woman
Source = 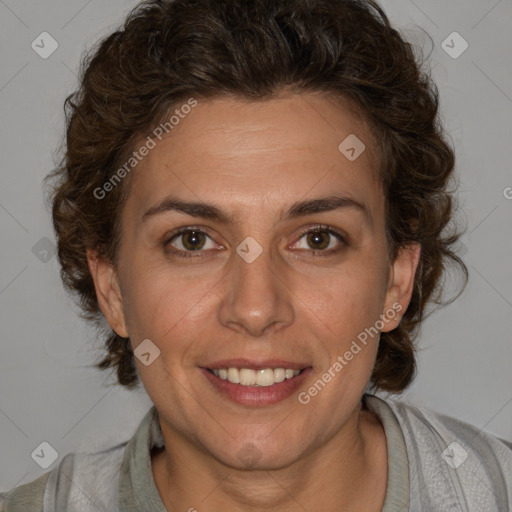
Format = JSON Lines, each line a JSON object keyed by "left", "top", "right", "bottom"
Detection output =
{"left": 2, "top": 0, "right": 511, "bottom": 510}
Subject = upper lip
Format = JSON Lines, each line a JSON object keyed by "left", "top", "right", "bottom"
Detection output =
{"left": 202, "top": 358, "right": 310, "bottom": 371}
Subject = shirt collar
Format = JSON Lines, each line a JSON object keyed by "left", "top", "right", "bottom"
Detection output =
{"left": 364, "top": 394, "right": 410, "bottom": 511}
{"left": 118, "top": 406, "right": 167, "bottom": 512}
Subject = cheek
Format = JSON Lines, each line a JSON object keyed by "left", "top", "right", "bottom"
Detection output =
{"left": 311, "top": 257, "right": 388, "bottom": 330}
{"left": 120, "top": 260, "right": 216, "bottom": 344}
{"left": 308, "top": 274, "right": 385, "bottom": 392}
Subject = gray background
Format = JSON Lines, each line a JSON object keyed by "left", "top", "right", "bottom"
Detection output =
{"left": 0, "top": 0, "right": 511, "bottom": 490}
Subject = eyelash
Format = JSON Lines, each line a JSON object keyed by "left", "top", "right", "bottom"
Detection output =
{"left": 163, "top": 225, "right": 347, "bottom": 259}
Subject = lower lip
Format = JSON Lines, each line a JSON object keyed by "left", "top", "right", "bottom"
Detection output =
{"left": 201, "top": 367, "right": 312, "bottom": 406}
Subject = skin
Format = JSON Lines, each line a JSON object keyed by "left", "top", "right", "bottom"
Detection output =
{"left": 87, "top": 91, "right": 420, "bottom": 511}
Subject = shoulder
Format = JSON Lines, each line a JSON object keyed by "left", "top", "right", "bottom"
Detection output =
{"left": 373, "top": 394, "right": 512, "bottom": 509}
{"left": 386, "top": 396, "right": 512, "bottom": 459}
{"left": 1, "top": 472, "right": 50, "bottom": 512}
{"left": 1, "top": 441, "right": 127, "bottom": 512}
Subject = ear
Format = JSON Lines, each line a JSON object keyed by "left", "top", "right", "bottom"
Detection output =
{"left": 381, "top": 243, "right": 421, "bottom": 332}
{"left": 86, "top": 248, "right": 129, "bottom": 338}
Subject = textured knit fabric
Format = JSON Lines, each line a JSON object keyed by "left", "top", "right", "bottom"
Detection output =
{"left": 1, "top": 394, "right": 511, "bottom": 511}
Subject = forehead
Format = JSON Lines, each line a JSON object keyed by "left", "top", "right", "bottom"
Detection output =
{"left": 123, "top": 92, "right": 383, "bottom": 223}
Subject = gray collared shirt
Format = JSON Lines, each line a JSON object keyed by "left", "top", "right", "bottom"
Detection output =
{"left": 1, "top": 394, "right": 511, "bottom": 511}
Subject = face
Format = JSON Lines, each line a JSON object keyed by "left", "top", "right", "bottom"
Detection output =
{"left": 88, "top": 92, "right": 420, "bottom": 470}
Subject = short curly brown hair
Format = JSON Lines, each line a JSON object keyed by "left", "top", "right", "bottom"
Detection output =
{"left": 44, "top": 0, "right": 467, "bottom": 393}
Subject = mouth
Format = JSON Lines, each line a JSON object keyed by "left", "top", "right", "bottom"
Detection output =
{"left": 200, "top": 361, "right": 312, "bottom": 406}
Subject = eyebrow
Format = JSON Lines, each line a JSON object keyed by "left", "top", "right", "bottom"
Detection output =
{"left": 141, "top": 194, "right": 373, "bottom": 226}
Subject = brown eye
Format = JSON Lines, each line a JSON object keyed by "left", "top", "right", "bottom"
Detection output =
{"left": 180, "top": 230, "right": 207, "bottom": 251}
{"left": 292, "top": 226, "right": 347, "bottom": 256}
{"left": 164, "top": 228, "right": 218, "bottom": 258}
{"left": 306, "top": 231, "right": 331, "bottom": 250}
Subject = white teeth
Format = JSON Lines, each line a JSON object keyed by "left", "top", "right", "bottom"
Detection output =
{"left": 274, "top": 368, "right": 286, "bottom": 383}
{"left": 227, "top": 367, "right": 240, "bottom": 384}
{"left": 239, "top": 368, "right": 256, "bottom": 385}
{"left": 256, "top": 368, "right": 275, "bottom": 386}
{"left": 210, "top": 367, "right": 302, "bottom": 386}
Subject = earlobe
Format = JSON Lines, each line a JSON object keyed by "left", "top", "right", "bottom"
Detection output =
{"left": 86, "top": 248, "right": 129, "bottom": 338}
{"left": 381, "top": 243, "right": 421, "bottom": 332}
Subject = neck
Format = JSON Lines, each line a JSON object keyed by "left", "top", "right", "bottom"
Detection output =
{"left": 152, "top": 402, "right": 388, "bottom": 511}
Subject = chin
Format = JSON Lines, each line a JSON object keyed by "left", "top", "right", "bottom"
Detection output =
{"left": 203, "top": 433, "right": 308, "bottom": 471}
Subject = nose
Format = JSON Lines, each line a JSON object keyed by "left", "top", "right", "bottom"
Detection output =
{"left": 217, "top": 242, "right": 294, "bottom": 337}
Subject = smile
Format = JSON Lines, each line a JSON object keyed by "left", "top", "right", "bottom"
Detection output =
{"left": 202, "top": 365, "right": 312, "bottom": 406}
